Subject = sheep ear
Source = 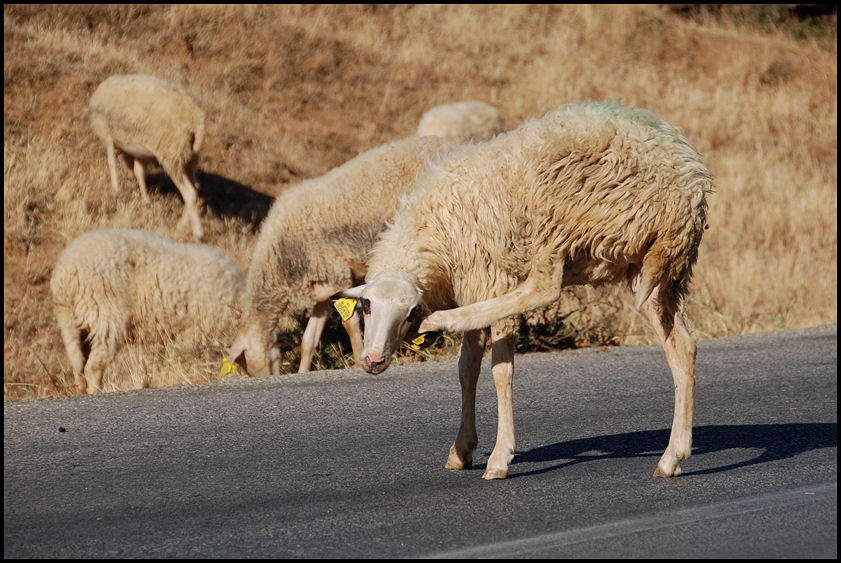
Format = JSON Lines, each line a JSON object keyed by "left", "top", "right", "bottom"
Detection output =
{"left": 330, "top": 285, "right": 366, "bottom": 321}
{"left": 421, "top": 300, "right": 432, "bottom": 318}
{"left": 407, "top": 302, "right": 439, "bottom": 349}
{"left": 228, "top": 337, "right": 248, "bottom": 373}
{"left": 407, "top": 300, "right": 432, "bottom": 325}
{"left": 330, "top": 284, "right": 366, "bottom": 301}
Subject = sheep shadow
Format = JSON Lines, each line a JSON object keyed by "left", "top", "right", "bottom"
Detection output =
{"left": 146, "top": 171, "right": 274, "bottom": 231}
{"left": 489, "top": 423, "right": 836, "bottom": 478}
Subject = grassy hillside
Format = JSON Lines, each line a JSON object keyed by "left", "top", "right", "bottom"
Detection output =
{"left": 4, "top": 4, "right": 836, "bottom": 399}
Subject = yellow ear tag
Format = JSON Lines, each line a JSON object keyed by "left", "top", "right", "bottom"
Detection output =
{"left": 409, "top": 332, "right": 439, "bottom": 351}
{"left": 333, "top": 298, "right": 357, "bottom": 321}
{"left": 408, "top": 333, "right": 428, "bottom": 350}
{"left": 220, "top": 357, "right": 238, "bottom": 376}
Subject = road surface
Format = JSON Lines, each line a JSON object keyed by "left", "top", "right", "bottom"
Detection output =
{"left": 4, "top": 325, "right": 836, "bottom": 557}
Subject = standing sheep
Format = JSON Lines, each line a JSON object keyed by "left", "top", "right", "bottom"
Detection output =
{"left": 334, "top": 102, "right": 713, "bottom": 480}
{"left": 417, "top": 101, "right": 507, "bottom": 142}
{"left": 229, "top": 135, "right": 459, "bottom": 377}
{"left": 51, "top": 229, "right": 245, "bottom": 393}
{"left": 89, "top": 74, "right": 207, "bottom": 239}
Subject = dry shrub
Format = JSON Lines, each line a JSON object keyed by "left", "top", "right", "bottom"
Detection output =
{"left": 4, "top": 5, "right": 836, "bottom": 399}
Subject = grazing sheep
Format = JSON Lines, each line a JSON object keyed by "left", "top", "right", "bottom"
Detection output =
{"left": 50, "top": 228, "right": 245, "bottom": 393}
{"left": 334, "top": 101, "right": 713, "bottom": 480}
{"left": 229, "top": 135, "right": 459, "bottom": 377}
{"left": 89, "top": 74, "right": 207, "bottom": 239}
{"left": 417, "top": 101, "right": 507, "bottom": 142}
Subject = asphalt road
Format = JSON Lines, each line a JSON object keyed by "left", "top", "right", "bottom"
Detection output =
{"left": 4, "top": 325, "right": 836, "bottom": 558}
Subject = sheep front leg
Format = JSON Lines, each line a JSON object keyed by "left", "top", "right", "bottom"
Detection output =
{"left": 483, "top": 322, "right": 516, "bottom": 480}
{"left": 644, "top": 286, "right": 696, "bottom": 478}
{"left": 445, "top": 328, "right": 488, "bottom": 471}
{"left": 420, "top": 262, "right": 564, "bottom": 334}
{"left": 299, "top": 301, "right": 331, "bottom": 373}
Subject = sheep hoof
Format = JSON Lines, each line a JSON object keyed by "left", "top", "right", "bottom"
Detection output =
{"left": 419, "top": 314, "right": 444, "bottom": 333}
{"left": 445, "top": 459, "right": 468, "bottom": 470}
{"left": 653, "top": 460, "right": 682, "bottom": 478}
{"left": 482, "top": 468, "right": 509, "bottom": 480}
{"left": 444, "top": 446, "right": 471, "bottom": 470}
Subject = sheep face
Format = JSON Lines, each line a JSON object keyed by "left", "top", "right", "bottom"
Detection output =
{"left": 228, "top": 315, "right": 285, "bottom": 378}
{"left": 334, "top": 270, "right": 426, "bottom": 374}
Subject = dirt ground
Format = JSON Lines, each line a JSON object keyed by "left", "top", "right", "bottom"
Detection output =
{"left": 4, "top": 5, "right": 836, "bottom": 399}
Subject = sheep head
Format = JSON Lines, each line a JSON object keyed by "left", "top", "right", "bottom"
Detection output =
{"left": 228, "top": 313, "right": 287, "bottom": 378}
{"left": 332, "top": 270, "right": 429, "bottom": 374}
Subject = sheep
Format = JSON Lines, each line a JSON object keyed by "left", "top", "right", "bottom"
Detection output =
{"left": 417, "top": 101, "right": 507, "bottom": 142}
{"left": 88, "top": 74, "right": 207, "bottom": 239}
{"left": 50, "top": 228, "right": 245, "bottom": 393}
{"left": 333, "top": 101, "right": 713, "bottom": 480}
{"left": 228, "top": 135, "right": 460, "bottom": 377}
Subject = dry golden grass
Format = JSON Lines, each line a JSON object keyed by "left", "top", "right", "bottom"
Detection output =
{"left": 4, "top": 5, "right": 836, "bottom": 400}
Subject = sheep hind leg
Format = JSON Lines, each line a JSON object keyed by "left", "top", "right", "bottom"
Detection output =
{"left": 446, "top": 328, "right": 488, "bottom": 471}
{"left": 483, "top": 321, "right": 517, "bottom": 480}
{"left": 173, "top": 170, "right": 204, "bottom": 240}
{"left": 298, "top": 301, "right": 331, "bottom": 373}
{"left": 419, "top": 261, "right": 564, "bottom": 333}
{"left": 63, "top": 331, "right": 88, "bottom": 393}
{"left": 54, "top": 307, "right": 88, "bottom": 392}
{"left": 61, "top": 328, "right": 88, "bottom": 394}
{"left": 131, "top": 158, "right": 151, "bottom": 204}
{"left": 105, "top": 140, "right": 122, "bottom": 194}
{"left": 644, "top": 286, "right": 696, "bottom": 478}
{"left": 81, "top": 345, "right": 113, "bottom": 394}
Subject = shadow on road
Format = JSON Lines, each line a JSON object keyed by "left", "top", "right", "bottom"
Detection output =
{"left": 502, "top": 423, "right": 837, "bottom": 478}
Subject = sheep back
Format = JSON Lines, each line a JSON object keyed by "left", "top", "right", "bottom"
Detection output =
{"left": 50, "top": 228, "right": 244, "bottom": 350}
{"left": 243, "top": 135, "right": 459, "bottom": 332}
{"left": 371, "top": 101, "right": 713, "bottom": 309}
{"left": 417, "top": 101, "right": 507, "bottom": 142}
{"left": 89, "top": 74, "right": 206, "bottom": 173}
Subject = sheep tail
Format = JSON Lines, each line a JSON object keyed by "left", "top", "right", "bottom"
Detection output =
{"left": 191, "top": 121, "right": 205, "bottom": 154}
{"left": 632, "top": 231, "right": 701, "bottom": 311}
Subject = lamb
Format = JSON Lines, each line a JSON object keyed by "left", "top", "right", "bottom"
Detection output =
{"left": 88, "top": 74, "right": 207, "bottom": 239}
{"left": 50, "top": 228, "right": 245, "bottom": 394}
{"left": 333, "top": 101, "right": 713, "bottom": 480}
{"left": 228, "top": 135, "right": 459, "bottom": 377}
{"left": 417, "top": 101, "right": 507, "bottom": 142}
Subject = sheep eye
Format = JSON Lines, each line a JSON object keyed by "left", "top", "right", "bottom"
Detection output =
{"left": 360, "top": 298, "right": 371, "bottom": 315}
{"left": 407, "top": 305, "right": 420, "bottom": 322}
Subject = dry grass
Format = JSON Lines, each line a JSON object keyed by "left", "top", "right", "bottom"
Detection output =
{"left": 4, "top": 4, "right": 836, "bottom": 400}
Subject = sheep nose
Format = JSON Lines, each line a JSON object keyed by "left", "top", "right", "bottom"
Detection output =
{"left": 363, "top": 353, "right": 387, "bottom": 374}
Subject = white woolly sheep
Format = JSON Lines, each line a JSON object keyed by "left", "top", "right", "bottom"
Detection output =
{"left": 229, "top": 135, "right": 459, "bottom": 377}
{"left": 89, "top": 74, "right": 207, "bottom": 239}
{"left": 334, "top": 101, "right": 713, "bottom": 480}
{"left": 417, "top": 101, "right": 507, "bottom": 142}
{"left": 51, "top": 228, "right": 245, "bottom": 393}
